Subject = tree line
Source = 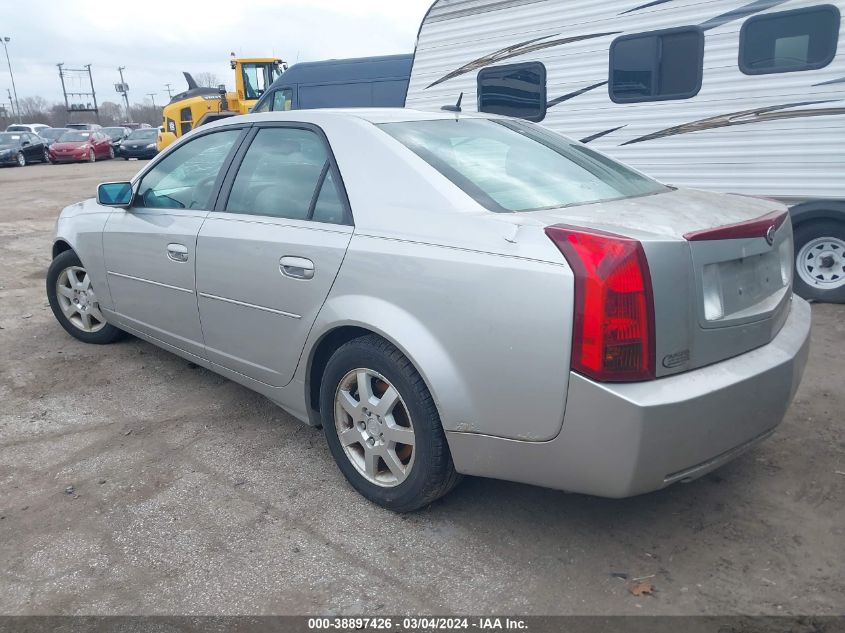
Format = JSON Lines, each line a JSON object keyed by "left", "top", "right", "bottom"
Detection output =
{"left": 0, "top": 96, "right": 162, "bottom": 129}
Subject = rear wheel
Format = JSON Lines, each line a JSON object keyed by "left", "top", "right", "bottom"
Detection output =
{"left": 46, "top": 250, "right": 124, "bottom": 344}
{"left": 793, "top": 220, "right": 845, "bottom": 304}
{"left": 320, "top": 335, "right": 460, "bottom": 512}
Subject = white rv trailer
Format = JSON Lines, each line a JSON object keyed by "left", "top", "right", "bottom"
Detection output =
{"left": 406, "top": 0, "right": 845, "bottom": 303}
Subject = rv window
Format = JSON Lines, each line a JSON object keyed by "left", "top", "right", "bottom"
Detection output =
{"left": 477, "top": 62, "right": 547, "bottom": 122}
{"left": 609, "top": 28, "right": 704, "bottom": 103}
{"left": 740, "top": 5, "right": 840, "bottom": 74}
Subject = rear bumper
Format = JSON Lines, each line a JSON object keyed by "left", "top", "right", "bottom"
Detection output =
{"left": 446, "top": 296, "right": 812, "bottom": 498}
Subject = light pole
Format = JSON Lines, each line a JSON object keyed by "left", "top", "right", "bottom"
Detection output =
{"left": 117, "top": 66, "right": 132, "bottom": 123}
{"left": 1, "top": 36, "right": 21, "bottom": 122}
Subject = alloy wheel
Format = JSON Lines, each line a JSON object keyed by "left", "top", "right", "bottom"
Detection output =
{"left": 55, "top": 266, "right": 107, "bottom": 333}
{"left": 334, "top": 368, "right": 416, "bottom": 487}
{"left": 88, "top": 149, "right": 95, "bottom": 163}
{"left": 796, "top": 236, "right": 845, "bottom": 289}
{"left": 43, "top": 148, "right": 50, "bottom": 162}
{"left": 16, "top": 152, "right": 25, "bottom": 167}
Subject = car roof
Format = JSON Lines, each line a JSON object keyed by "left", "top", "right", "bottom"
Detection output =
{"left": 238, "top": 107, "right": 500, "bottom": 125}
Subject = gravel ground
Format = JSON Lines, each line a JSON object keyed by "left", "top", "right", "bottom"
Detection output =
{"left": 0, "top": 160, "right": 843, "bottom": 615}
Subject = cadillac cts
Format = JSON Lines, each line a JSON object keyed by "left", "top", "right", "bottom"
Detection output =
{"left": 47, "top": 109, "right": 811, "bottom": 512}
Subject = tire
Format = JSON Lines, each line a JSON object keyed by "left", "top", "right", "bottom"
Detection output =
{"left": 16, "top": 151, "right": 25, "bottom": 167}
{"left": 42, "top": 148, "right": 50, "bottom": 163}
{"left": 88, "top": 149, "right": 96, "bottom": 163}
{"left": 46, "top": 250, "right": 125, "bottom": 344}
{"left": 108, "top": 146, "right": 115, "bottom": 159}
{"left": 792, "top": 220, "right": 845, "bottom": 304}
{"left": 320, "top": 335, "right": 460, "bottom": 512}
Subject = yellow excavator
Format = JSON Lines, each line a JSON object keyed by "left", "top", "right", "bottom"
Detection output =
{"left": 157, "top": 54, "right": 286, "bottom": 151}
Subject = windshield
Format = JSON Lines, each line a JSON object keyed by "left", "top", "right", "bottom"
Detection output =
{"left": 241, "top": 62, "right": 281, "bottom": 100}
{"left": 6, "top": 126, "right": 29, "bottom": 132}
{"left": 40, "top": 128, "right": 68, "bottom": 140}
{"left": 0, "top": 133, "right": 22, "bottom": 144}
{"left": 128, "top": 129, "right": 158, "bottom": 140}
{"left": 59, "top": 131, "right": 92, "bottom": 142}
{"left": 102, "top": 127, "right": 126, "bottom": 139}
{"left": 378, "top": 119, "right": 668, "bottom": 213}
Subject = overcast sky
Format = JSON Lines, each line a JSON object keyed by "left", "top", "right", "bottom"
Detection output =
{"left": 1, "top": 0, "right": 432, "bottom": 110}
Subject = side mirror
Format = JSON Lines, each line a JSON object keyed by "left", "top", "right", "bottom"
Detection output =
{"left": 22, "top": 140, "right": 30, "bottom": 146}
{"left": 97, "top": 181, "right": 134, "bottom": 207}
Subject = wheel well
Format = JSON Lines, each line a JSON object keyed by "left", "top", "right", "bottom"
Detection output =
{"left": 52, "top": 240, "right": 73, "bottom": 259}
{"left": 789, "top": 200, "right": 845, "bottom": 229}
{"left": 307, "top": 326, "right": 376, "bottom": 420}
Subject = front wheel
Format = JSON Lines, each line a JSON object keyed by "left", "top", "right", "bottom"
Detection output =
{"left": 16, "top": 151, "right": 25, "bottom": 167}
{"left": 108, "top": 146, "right": 115, "bottom": 159}
{"left": 42, "top": 148, "right": 50, "bottom": 163}
{"left": 320, "top": 335, "right": 460, "bottom": 512}
{"left": 88, "top": 149, "right": 95, "bottom": 163}
{"left": 793, "top": 220, "right": 845, "bottom": 304}
{"left": 46, "top": 250, "right": 125, "bottom": 344}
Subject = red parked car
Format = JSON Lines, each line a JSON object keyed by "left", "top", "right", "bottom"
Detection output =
{"left": 49, "top": 130, "right": 114, "bottom": 164}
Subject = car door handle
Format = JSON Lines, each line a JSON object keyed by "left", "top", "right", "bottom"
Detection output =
{"left": 166, "top": 243, "right": 189, "bottom": 263}
{"left": 280, "top": 256, "right": 314, "bottom": 280}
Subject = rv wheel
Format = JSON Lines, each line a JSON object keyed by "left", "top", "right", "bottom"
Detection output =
{"left": 793, "top": 220, "right": 845, "bottom": 304}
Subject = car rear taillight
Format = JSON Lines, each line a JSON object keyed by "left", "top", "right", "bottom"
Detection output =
{"left": 545, "top": 225, "right": 655, "bottom": 382}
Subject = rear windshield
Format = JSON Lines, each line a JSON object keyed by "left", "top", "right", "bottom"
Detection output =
{"left": 40, "top": 128, "right": 68, "bottom": 140}
{"left": 0, "top": 133, "right": 22, "bottom": 143}
{"left": 128, "top": 129, "right": 158, "bottom": 140}
{"left": 59, "top": 131, "right": 92, "bottom": 142}
{"left": 6, "top": 126, "right": 29, "bottom": 132}
{"left": 378, "top": 118, "right": 668, "bottom": 213}
{"left": 102, "top": 127, "right": 126, "bottom": 138}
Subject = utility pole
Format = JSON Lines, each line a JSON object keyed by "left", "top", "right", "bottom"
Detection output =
{"left": 147, "top": 93, "right": 157, "bottom": 108}
{"left": 1, "top": 36, "right": 21, "bottom": 122}
{"left": 86, "top": 64, "right": 100, "bottom": 124}
{"left": 164, "top": 83, "right": 173, "bottom": 98}
{"left": 57, "top": 63, "right": 69, "bottom": 112}
{"left": 117, "top": 66, "right": 132, "bottom": 123}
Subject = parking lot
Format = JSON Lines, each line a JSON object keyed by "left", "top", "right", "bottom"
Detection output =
{"left": 0, "top": 160, "right": 842, "bottom": 615}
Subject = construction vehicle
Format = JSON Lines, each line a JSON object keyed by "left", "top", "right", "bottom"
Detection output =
{"left": 157, "top": 55, "right": 285, "bottom": 151}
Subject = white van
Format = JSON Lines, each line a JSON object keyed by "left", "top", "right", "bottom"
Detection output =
{"left": 406, "top": 0, "right": 845, "bottom": 303}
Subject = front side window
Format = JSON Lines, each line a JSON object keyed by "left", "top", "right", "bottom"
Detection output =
{"left": 379, "top": 118, "right": 668, "bottom": 213}
{"left": 136, "top": 130, "right": 241, "bottom": 210}
{"left": 740, "top": 5, "right": 840, "bottom": 74}
{"left": 610, "top": 28, "right": 704, "bottom": 102}
{"left": 477, "top": 62, "right": 547, "bottom": 122}
{"left": 272, "top": 88, "right": 294, "bottom": 111}
{"left": 225, "top": 127, "right": 346, "bottom": 224}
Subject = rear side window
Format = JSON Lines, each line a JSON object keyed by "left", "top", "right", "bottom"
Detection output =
{"left": 225, "top": 127, "right": 347, "bottom": 224}
{"left": 610, "top": 28, "right": 704, "bottom": 102}
{"left": 477, "top": 62, "right": 547, "bottom": 122}
{"left": 740, "top": 5, "right": 840, "bottom": 74}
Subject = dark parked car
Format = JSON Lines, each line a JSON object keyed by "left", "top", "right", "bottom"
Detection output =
{"left": 118, "top": 128, "right": 159, "bottom": 159}
{"left": 101, "top": 126, "right": 132, "bottom": 151}
{"left": 39, "top": 127, "right": 71, "bottom": 148}
{"left": 49, "top": 130, "right": 114, "bottom": 163}
{"left": 0, "top": 131, "right": 49, "bottom": 166}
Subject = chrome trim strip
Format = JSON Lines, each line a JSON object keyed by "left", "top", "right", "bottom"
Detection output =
{"left": 198, "top": 292, "right": 301, "bottom": 320}
{"left": 107, "top": 271, "right": 194, "bottom": 294}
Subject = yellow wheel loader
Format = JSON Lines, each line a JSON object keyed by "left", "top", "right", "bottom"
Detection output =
{"left": 157, "top": 55, "right": 285, "bottom": 151}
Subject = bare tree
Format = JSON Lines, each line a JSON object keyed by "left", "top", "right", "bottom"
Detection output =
{"left": 194, "top": 72, "right": 221, "bottom": 88}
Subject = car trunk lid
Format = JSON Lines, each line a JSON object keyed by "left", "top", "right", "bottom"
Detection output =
{"left": 528, "top": 188, "right": 794, "bottom": 377}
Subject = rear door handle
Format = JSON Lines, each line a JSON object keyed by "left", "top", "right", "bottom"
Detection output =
{"left": 167, "top": 243, "right": 189, "bottom": 263}
{"left": 280, "top": 256, "right": 315, "bottom": 280}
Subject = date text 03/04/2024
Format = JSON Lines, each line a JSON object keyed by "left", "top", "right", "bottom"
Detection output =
{"left": 307, "top": 617, "right": 528, "bottom": 630}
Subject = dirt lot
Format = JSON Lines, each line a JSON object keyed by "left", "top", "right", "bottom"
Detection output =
{"left": 0, "top": 160, "right": 842, "bottom": 616}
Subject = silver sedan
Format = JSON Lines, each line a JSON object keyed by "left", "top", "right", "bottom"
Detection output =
{"left": 47, "top": 109, "right": 811, "bottom": 511}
